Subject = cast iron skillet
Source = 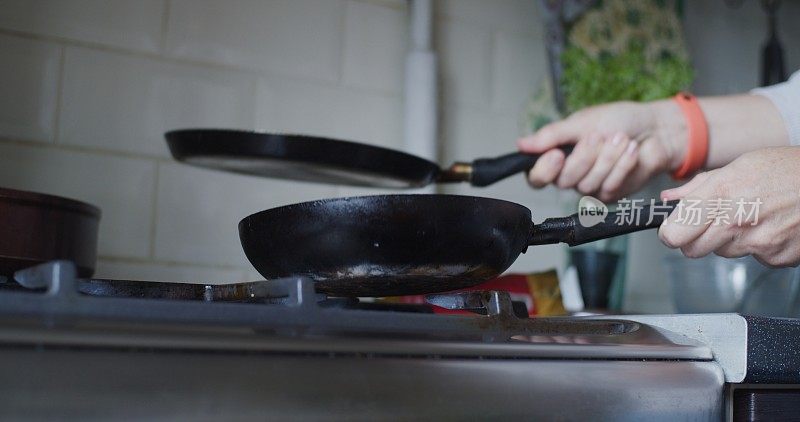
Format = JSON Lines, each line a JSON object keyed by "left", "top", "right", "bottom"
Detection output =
{"left": 239, "top": 195, "right": 677, "bottom": 297}
{"left": 166, "top": 129, "right": 572, "bottom": 188}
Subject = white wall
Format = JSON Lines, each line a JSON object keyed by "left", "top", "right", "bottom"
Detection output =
{"left": 685, "top": 0, "right": 800, "bottom": 95}
{"left": 0, "top": 0, "right": 554, "bottom": 283}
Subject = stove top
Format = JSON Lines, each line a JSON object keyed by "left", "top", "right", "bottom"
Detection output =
{"left": 0, "top": 260, "right": 710, "bottom": 361}
{"left": 1, "top": 261, "right": 799, "bottom": 421}
{"left": 4, "top": 260, "right": 800, "bottom": 384}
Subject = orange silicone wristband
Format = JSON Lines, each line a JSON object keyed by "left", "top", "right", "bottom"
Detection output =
{"left": 671, "top": 92, "right": 709, "bottom": 180}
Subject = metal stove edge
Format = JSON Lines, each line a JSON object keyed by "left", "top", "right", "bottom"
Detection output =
{"left": 607, "top": 313, "right": 800, "bottom": 385}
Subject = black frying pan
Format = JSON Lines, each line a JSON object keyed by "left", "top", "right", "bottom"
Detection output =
{"left": 166, "top": 129, "right": 572, "bottom": 188}
{"left": 239, "top": 195, "right": 677, "bottom": 297}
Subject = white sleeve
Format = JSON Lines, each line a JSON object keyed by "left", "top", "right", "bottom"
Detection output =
{"left": 751, "top": 71, "right": 800, "bottom": 146}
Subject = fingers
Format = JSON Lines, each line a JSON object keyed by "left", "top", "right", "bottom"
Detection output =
{"left": 678, "top": 225, "right": 736, "bottom": 258}
{"left": 555, "top": 134, "right": 602, "bottom": 188}
{"left": 659, "top": 173, "right": 718, "bottom": 249}
{"left": 661, "top": 172, "right": 711, "bottom": 200}
{"left": 657, "top": 171, "right": 718, "bottom": 249}
{"left": 609, "top": 138, "right": 669, "bottom": 199}
{"left": 526, "top": 131, "right": 642, "bottom": 198}
{"left": 527, "top": 149, "right": 566, "bottom": 188}
{"left": 658, "top": 202, "right": 710, "bottom": 249}
{"left": 521, "top": 118, "right": 579, "bottom": 189}
{"left": 659, "top": 212, "right": 712, "bottom": 251}
{"left": 576, "top": 133, "right": 631, "bottom": 195}
{"left": 714, "top": 235, "right": 748, "bottom": 258}
{"left": 517, "top": 117, "right": 584, "bottom": 153}
{"left": 756, "top": 248, "right": 800, "bottom": 268}
{"left": 599, "top": 142, "right": 638, "bottom": 201}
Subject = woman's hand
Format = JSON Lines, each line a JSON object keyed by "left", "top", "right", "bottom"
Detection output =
{"left": 659, "top": 147, "right": 800, "bottom": 267}
{"left": 518, "top": 100, "right": 686, "bottom": 202}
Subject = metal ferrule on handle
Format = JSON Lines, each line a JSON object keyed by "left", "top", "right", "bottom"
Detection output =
{"left": 437, "top": 146, "right": 574, "bottom": 187}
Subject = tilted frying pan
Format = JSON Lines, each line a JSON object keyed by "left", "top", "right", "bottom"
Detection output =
{"left": 239, "top": 195, "right": 677, "bottom": 297}
{"left": 166, "top": 129, "right": 572, "bottom": 188}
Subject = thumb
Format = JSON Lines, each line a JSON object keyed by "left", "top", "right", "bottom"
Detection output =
{"left": 661, "top": 171, "right": 712, "bottom": 200}
{"left": 517, "top": 118, "right": 583, "bottom": 153}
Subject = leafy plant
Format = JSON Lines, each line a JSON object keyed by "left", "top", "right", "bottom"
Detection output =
{"left": 561, "top": 46, "right": 693, "bottom": 113}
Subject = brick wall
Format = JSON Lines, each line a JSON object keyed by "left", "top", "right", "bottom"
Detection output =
{"left": 0, "top": 0, "right": 556, "bottom": 283}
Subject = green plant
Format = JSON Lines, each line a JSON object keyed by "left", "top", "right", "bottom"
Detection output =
{"left": 560, "top": 46, "right": 693, "bottom": 113}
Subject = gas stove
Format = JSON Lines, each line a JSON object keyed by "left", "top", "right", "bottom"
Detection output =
{"left": 0, "top": 261, "right": 798, "bottom": 420}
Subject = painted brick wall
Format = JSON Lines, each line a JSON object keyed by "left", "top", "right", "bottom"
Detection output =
{"left": 0, "top": 0, "right": 555, "bottom": 283}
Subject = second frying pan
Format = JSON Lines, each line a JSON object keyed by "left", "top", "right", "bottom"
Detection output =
{"left": 166, "top": 129, "right": 572, "bottom": 188}
{"left": 239, "top": 195, "right": 676, "bottom": 297}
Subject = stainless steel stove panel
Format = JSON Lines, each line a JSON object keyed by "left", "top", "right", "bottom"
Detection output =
{"left": 0, "top": 347, "right": 724, "bottom": 421}
{"left": 0, "top": 261, "right": 729, "bottom": 420}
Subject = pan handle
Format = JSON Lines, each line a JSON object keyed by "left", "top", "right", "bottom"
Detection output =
{"left": 468, "top": 146, "right": 574, "bottom": 187}
{"left": 529, "top": 200, "right": 679, "bottom": 247}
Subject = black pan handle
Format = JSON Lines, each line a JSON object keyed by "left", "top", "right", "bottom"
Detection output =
{"left": 470, "top": 146, "right": 574, "bottom": 187}
{"left": 529, "top": 200, "right": 679, "bottom": 247}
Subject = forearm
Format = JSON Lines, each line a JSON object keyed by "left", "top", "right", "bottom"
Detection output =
{"left": 650, "top": 94, "right": 789, "bottom": 171}
{"left": 700, "top": 95, "right": 789, "bottom": 168}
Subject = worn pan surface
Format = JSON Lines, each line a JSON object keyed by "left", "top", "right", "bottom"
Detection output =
{"left": 239, "top": 194, "right": 675, "bottom": 297}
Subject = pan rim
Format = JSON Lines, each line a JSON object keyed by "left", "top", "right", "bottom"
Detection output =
{"left": 166, "top": 128, "right": 436, "bottom": 163}
{"left": 165, "top": 128, "right": 441, "bottom": 188}
{"left": 238, "top": 194, "right": 531, "bottom": 228}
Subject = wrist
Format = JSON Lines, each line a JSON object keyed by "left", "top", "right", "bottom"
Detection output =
{"left": 649, "top": 99, "right": 688, "bottom": 172}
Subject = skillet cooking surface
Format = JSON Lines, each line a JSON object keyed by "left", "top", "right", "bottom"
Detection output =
{"left": 239, "top": 195, "right": 533, "bottom": 297}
